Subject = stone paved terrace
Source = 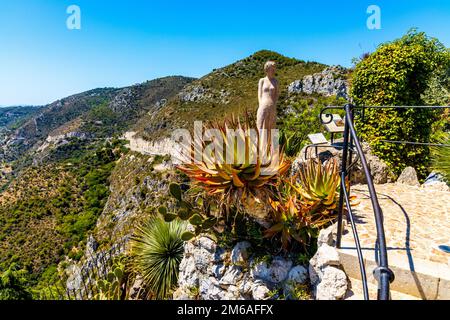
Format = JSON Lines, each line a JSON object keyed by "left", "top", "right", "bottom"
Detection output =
{"left": 340, "top": 183, "right": 450, "bottom": 299}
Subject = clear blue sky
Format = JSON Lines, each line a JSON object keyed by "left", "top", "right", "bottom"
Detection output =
{"left": 1, "top": 0, "right": 449, "bottom": 106}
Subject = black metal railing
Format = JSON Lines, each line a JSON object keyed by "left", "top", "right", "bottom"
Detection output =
{"left": 320, "top": 103, "right": 449, "bottom": 300}
{"left": 321, "top": 104, "right": 395, "bottom": 300}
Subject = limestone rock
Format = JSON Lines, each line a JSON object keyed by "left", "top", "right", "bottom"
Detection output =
{"left": 219, "top": 266, "right": 243, "bottom": 286}
{"left": 287, "top": 265, "right": 308, "bottom": 284}
{"left": 422, "top": 172, "right": 449, "bottom": 191}
{"left": 85, "top": 235, "right": 98, "bottom": 259}
{"left": 173, "top": 287, "right": 195, "bottom": 300}
{"left": 315, "top": 266, "right": 348, "bottom": 300}
{"left": 251, "top": 257, "right": 292, "bottom": 284}
{"left": 252, "top": 281, "right": 271, "bottom": 300}
{"left": 231, "top": 241, "right": 252, "bottom": 265}
{"left": 397, "top": 166, "right": 420, "bottom": 186}
{"left": 288, "top": 66, "right": 349, "bottom": 100}
{"left": 283, "top": 265, "right": 309, "bottom": 299}
{"left": 129, "top": 276, "right": 145, "bottom": 300}
{"left": 312, "top": 244, "right": 340, "bottom": 269}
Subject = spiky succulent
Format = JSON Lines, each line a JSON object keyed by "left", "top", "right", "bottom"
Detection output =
{"left": 129, "top": 216, "right": 187, "bottom": 299}
{"left": 178, "top": 114, "right": 291, "bottom": 207}
{"left": 292, "top": 158, "right": 340, "bottom": 211}
{"left": 264, "top": 180, "right": 337, "bottom": 251}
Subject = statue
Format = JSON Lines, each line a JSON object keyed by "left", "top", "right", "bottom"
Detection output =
{"left": 257, "top": 61, "right": 279, "bottom": 130}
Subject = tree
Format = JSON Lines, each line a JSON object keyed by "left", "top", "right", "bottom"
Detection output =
{"left": 351, "top": 29, "right": 450, "bottom": 179}
{"left": 0, "top": 264, "right": 32, "bottom": 300}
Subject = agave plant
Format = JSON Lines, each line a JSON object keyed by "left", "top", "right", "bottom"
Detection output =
{"left": 129, "top": 216, "right": 187, "bottom": 299}
{"left": 178, "top": 113, "right": 291, "bottom": 208}
{"left": 264, "top": 181, "right": 336, "bottom": 251}
{"left": 292, "top": 158, "right": 340, "bottom": 212}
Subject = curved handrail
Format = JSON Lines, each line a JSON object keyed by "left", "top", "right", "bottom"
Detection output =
{"left": 320, "top": 104, "right": 394, "bottom": 300}
{"left": 340, "top": 172, "right": 369, "bottom": 300}
{"left": 343, "top": 104, "right": 394, "bottom": 300}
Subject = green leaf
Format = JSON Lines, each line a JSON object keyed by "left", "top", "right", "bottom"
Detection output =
{"left": 169, "top": 183, "right": 182, "bottom": 201}
{"left": 114, "top": 267, "right": 123, "bottom": 281}
{"left": 201, "top": 217, "right": 217, "bottom": 229}
{"left": 163, "top": 213, "right": 178, "bottom": 222}
{"left": 158, "top": 206, "right": 167, "bottom": 215}
{"left": 178, "top": 209, "right": 192, "bottom": 220}
{"left": 189, "top": 214, "right": 203, "bottom": 226}
{"left": 181, "top": 231, "right": 196, "bottom": 241}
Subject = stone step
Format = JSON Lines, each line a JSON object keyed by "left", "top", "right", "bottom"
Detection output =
{"left": 345, "top": 277, "right": 420, "bottom": 300}
{"left": 337, "top": 244, "right": 450, "bottom": 300}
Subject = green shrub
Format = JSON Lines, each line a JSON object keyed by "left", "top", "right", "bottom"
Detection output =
{"left": 431, "top": 134, "right": 450, "bottom": 182}
{"left": 0, "top": 264, "right": 32, "bottom": 300}
{"left": 130, "top": 217, "right": 187, "bottom": 299}
{"left": 351, "top": 29, "right": 450, "bottom": 179}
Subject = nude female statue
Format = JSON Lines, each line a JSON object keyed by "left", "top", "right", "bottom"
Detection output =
{"left": 257, "top": 61, "right": 279, "bottom": 130}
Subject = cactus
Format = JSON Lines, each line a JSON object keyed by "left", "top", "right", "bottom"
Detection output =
{"left": 94, "top": 258, "right": 128, "bottom": 300}
{"left": 159, "top": 183, "right": 219, "bottom": 240}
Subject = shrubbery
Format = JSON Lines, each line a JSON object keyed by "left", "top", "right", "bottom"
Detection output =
{"left": 351, "top": 30, "right": 450, "bottom": 179}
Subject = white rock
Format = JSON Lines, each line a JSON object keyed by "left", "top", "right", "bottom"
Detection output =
{"left": 199, "top": 277, "right": 223, "bottom": 300}
{"left": 219, "top": 266, "right": 243, "bottom": 286}
{"left": 287, "top": 265, "right": 308, "bottom": 284}
{"left": 397, "top": 166, "right": 420, "bottom": 187}
{"left": 251, "top": 257, "right": 292, "bottom": 284}
{"left": 178, "top": 256, "right": 200, "bottom": 288}
{"left": 312, "top": 244, "right": 340, "bottom": 269}
{"left": 231, "top": 241, "right": 252, "bottom": 265}
{"left": 283, "top": 265, "right": 309, "bottom": 299}
{"left": 239, "top": 274, "right": 254, "bottom": 296}
{"left": 252, "top": 281, "right": 271, "bottom": 300}
{"left": 173, "top": 287, "right": 195, "bottom": 300}
{"left": 315, "top": 266, "right": 348, "bottom": 300}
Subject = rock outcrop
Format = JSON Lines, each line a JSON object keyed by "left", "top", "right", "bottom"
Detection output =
{"left": 173, "top": 237, "right": 309, "bottom": 300}
{"left": 179, "top": 85, "right": 230, "bottom": 104}
{"left": 288, "top": 66, "right": 349, "bottom": 100}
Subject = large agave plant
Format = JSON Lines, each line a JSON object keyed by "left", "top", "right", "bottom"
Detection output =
{"left": 129, "top": 217, "right": 187, "bottom": 299}
{"left": 292, "top": 158, "right": 340, "bottom": 211}
{"left": 178, "top": 114, "right": 291, "bottom": 208}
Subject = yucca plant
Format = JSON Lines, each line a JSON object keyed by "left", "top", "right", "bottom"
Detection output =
{"left": 129, "top": 217, "right": 187, "bottom": 299}
{"left": 292, "top": 158, "right": 340, "bottom": 212}
{"left": 178, "top": 113, "right": 291, "bottom": 210}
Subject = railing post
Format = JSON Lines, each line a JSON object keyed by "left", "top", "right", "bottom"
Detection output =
{"left": 336, "top": 104, "right": 352, "bottom": 248}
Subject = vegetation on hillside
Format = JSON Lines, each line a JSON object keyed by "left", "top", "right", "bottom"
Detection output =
{"left": 0, "top": 139, "right": 125, "bottom": 292}
{"left": 135, "top": 50, "right": 326, "bottom": 141}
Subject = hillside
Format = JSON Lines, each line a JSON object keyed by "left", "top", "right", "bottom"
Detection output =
{"left": 1, "top": 76, "right": 195, "bottom": 163}
{"left": 133, "top": 50, "right": 331, "bottom": 141}
{"left": 0, "top": 50, "right": 351, "bottom": 296}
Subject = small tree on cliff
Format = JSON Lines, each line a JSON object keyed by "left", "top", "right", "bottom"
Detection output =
{"left": 351, "top": 29, "right": 450, "bottom": 179}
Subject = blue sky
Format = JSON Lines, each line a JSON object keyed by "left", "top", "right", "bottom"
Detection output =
{"left": 1, "top": 0, "right": 449, "bottom": 106}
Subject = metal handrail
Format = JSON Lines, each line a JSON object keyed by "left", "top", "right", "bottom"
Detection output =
{"left": 341, "top": 172, "right": 369, "bottom": 300}
{"left": 321, "top": 103, "right": 395, "bottom": 300}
